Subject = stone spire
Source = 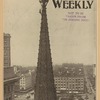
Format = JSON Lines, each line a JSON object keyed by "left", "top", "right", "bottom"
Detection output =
{"left": 34, "top": 0, "right": 57, "bottom": 100}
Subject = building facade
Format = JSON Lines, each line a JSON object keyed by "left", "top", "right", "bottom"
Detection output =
{"left": 4, "top": 67, "right": 19, "bottom": 100}
{"left": 13, "top": 66, "right": 35, "bottom": 93}
{"left": 4, "top": 33, "right": 11, "bottom": 68}
{"left": 19, "top": 73, "right": 32, "bottom": 92}
{"left": 54, "top": 65, "right": 85, "bottom": 94}
{"left": 4, "top": 33, "right": 19, "bottom": 100}
{"left": 54, "top": 76, "right": 84, "bottom": 94}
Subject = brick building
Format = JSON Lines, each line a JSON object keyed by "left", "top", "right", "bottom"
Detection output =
{"left": 54, "top": 64, "right": 85, "bottom": 94}
{"left": 4, "top": 33, "right": 19, "bottom": 100}
{"left": 4, "top": 67, "right": 19, "bottom": 100}
{"left": 19, "top": 73, "right": 32, "bottom": 92}
{"left": 4, "top": 33, "right": 11, "bottom": 68}
{"left": 13, "top": 66, "right": 35, "bottom": 93}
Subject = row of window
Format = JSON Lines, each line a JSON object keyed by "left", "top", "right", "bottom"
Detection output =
{"left": 54, "top": 78, "right": 84, "bottom": 81}
{"left": 56, "top": 86, "right": 84, "bottom": 88}
{"left": 55, "top": 85, "right": 84, "bottom": 88}
{"left": 56, "top": 87, "right": 84, "bottom": 90}
{"left": 55, "top": 81, "right": 84, "bottom": 84}
{"left": 55, "top": 82, "right": 84, "bottom": 86}
{"left": 54, "top": 80, "right": 84, "bottom": 83}
{"left": 55, "top": 82, "right": 84, "bottom": 84}
{"left": 55, "top": 84, "right": 84, "bottom": 87}
{"left": 20, "top": 80, "right": 25, "bottom": 85}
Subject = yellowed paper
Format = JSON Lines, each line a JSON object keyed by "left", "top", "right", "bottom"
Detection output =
{"left": 1, "top": 0, "right": 100, "bottom": 100}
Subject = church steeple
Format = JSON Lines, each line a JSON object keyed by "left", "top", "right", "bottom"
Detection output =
{"left": 34, "top": 0, "right": 57, "bottom": 100}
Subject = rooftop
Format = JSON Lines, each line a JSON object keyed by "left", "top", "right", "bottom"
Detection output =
{"left": 54, "top": 65, "right": 84, "bottom": 77}
{"left": 4, "top": 67, "right": 18, "bottom": 81}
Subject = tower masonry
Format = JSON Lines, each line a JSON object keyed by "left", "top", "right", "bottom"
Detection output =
{"left": 34, "top": 0, "right": 57, "bottom": 100}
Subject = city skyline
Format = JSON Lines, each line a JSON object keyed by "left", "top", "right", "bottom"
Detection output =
{"left": 4, "top": 0, "right": 96, "bottom": 66}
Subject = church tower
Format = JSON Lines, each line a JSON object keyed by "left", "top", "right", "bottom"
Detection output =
{"left": 34, "top": 0, "right": 57, "bottom": 100}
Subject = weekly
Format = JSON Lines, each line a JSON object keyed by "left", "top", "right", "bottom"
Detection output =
{"left": 52, "top": 0, "right": 94, "bottom": 9}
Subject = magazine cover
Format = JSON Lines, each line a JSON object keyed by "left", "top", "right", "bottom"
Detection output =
{"left": 3, "top": 0, "right": 97, "bottom": 100}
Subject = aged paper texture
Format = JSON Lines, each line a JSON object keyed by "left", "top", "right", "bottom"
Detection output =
{"left": 0, "top": 0, "right": 100, "bottom": 100}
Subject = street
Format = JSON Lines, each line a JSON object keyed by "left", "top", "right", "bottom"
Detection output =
{"left": 83, "top": 67, "right": 96, "bottom": 100}
{"left": 14, "top": 67, "right": 96, "bottom": 100}
{"left": 15, "top": 91, "right": 34, "bottom": 100}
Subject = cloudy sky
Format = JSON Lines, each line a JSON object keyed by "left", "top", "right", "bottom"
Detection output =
{"left": 4, "top": 0, "right": 97, "bottom": 66}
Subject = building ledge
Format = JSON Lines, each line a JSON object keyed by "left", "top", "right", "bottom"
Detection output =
{"left": 4, "top": 77, "right": 19, "bottom": 83}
